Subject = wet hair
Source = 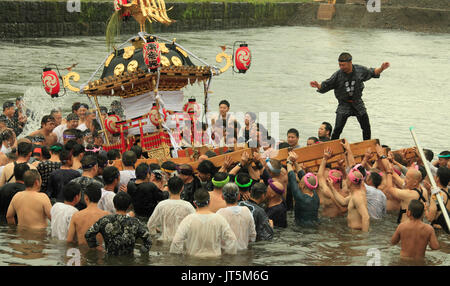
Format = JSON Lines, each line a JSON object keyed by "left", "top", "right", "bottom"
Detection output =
{"left": 41, "top": 115, "right": 55, "bottom": 127}
{"left": 437, "top": 167, "right": 450, "bottom": 187}
{"left": 204, "top": 150, "right": 217, "bottom": 158}
{"left": 417, "top": 165, "right": 427, "bottom": 181}
{"left": 14, "top": 163, "right": 30, "bottom": 182}
{"left": 66, "top": 113, "right": 79, "bottom": 121}
{"left": 222, "top": 183, "right": 239, "bottom": 204}
{"left": 130, "top": 145, "right": 142, "bottom": 159}
{"left": 72, "top": 144, "right": 85, "bottom": 157}
{"left": 321, "top": 122, "right": 333, "bottom": 136}
{"left": 423, "top": 149, "right": 434, "bottom": 162}
{"left": 219, "top": 100, "right": 230, "bottom": 108}
{"left": 96, "top": 153, "right": 108, "bottom": 169}
{"left": 41, "top": 146, "right": 51, "bottom": 160}
{"left": 369, "top": 171, "right": 382, "bottom": 188}
{"left": 0, "top": 129, "right": 14, "bottom": 143}
{"left": 235, "top": 172, "right": 252, "bottom": 192}
{"left": 197, "top": 159, "right": 217, "bottom": 178}
{"left": 71, "top": 102, "right": 81, "bottom": 113}
{"left": 103, "top": 166, "right": 120, "bottom": 185}
{"left": 278, "top": 142, "right": 290, "bottom": 149}
{"left": 135, "top": 163, "right": 149, "bottom": 180}
{"left": 168, "top": 176, "right": 184, "bottom": 195}
{"left": 122, "top": 150, "right": 137, "bottom": 167}
{"left": 17, "top": 141, "right": 32, "bottom": 157}
{"left": 64, "top": 140, "right": 78, "bottom": 152}
{"left": 113, "top": 191, "right": 132, "bottom": 211}
{"left": 193, "top": 188, "right": 210, "bottom": 207}
{"left": 161, "top": 161, "right": 177, "bottom": 172}
{"left": 107, "top": 149, "right": 121, "bottom": 161}
{"left": 59, "top": 149, "right": 72, "bottom": 165}
{"left": 149, "top": 163, "right": 161, "bottom": 172}
{"left": 338, "top": 52, "right": 352, "bottom": 62}
{"left": 408, "top": 199, "right": 424, "bottom": 219}
{"left": 62, "top": 181, "right": 81, "bottom": 202}
{"left": 23, "top": 169, "right": 41, "bottom": 188}
{"left": 81, "top": 155, "right": 97, "bottom": 171}
{"left": 307, "top": 136, "right": 319, "bottom": 143}
{"left": 85, "top": 182, "right": 102, "bottom": 203}
{"left": 250, "top": 182, "right": 267, "bottom": 200}
{"left": 287, "top": 128, "right": 299, "bottom": 138}
{"left": 178, "top": 164, "right": 194, "bottom": 176}
{"left": 393, "top": 152, "right": 407, "bottom": 166}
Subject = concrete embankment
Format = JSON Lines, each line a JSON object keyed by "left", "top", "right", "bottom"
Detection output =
{"left": 0, "top": 0, "right": 448, "bottom": 38}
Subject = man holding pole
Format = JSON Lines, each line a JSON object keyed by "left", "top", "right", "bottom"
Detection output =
{"left": 310, "top": 52, "right": 389, "bottom": 141}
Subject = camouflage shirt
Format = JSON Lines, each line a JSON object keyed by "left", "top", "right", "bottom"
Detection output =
{"left": 85, "top": 214, "right": 152, "bottom": 256}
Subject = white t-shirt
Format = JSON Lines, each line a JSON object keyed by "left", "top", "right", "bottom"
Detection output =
{"left": 77, "top": 123, "right": 88, "bottom": 132}
{"left": 50, "top": 202, "right": 79, "bottom": 240}
{"left": 170, "top": 213, "right": 237, "bottom": 257}
{"left": 53, "top": 124, "right": 67, "bottom": 144}
{"left": 98, "top": 188, "right": 116, "bottom": 214}
{"left": 119, "top": 170, "right": 136, "bottom": 188}
{"left": 216, "top": 206, "right": 256, "bottom": 250}
{"left": 147, "top": 199, "right": 196, "bottom": 242}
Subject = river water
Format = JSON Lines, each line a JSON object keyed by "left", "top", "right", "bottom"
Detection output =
{"left": 0, "top": 26, "right": 449, "bottom": 266}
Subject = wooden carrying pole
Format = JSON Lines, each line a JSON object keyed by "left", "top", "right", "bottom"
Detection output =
{"left": 409, "top": 127, "right": 450, "bottom": 231}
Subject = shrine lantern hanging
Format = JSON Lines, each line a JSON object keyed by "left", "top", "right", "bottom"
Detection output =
{"left": 143, "top": 38, "right": 161, "bottom": 72}
{"left": 149, "top": 103, "right": 168, "bottom": 127}
{"left": 183, "top": 98, "right": 201, "bottom": 120}
{"left": 41, "top": 67, "right": 61, "bottom": 98}
{"left": 233, "top": 42, "right": 251, "bottom": 73}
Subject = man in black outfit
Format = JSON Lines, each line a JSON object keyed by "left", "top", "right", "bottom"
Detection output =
{"left": 310, "top": 52, "right": 390, "bottom": 141}
{"left": 0, "top": 163, "right": 29, "bottom": 223}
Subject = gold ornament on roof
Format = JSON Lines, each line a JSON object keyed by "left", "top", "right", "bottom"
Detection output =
{"left": 114, "top": 63, "right": 125, "bottom": 76}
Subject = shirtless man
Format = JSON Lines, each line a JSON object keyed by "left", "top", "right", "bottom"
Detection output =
{"left": 208, "top": 172, "right": 228, "bottom": 212}
{"left": 391, "top": 199, "right": 439, "bottom": 260}
{"left": 28, "top": 115, "right": 57, "bottom": 147}
{"left": 317, "top": 148, "right": 348, "bottom": 217}
{"left": 67, "top": 183, "right": 110, "bottom": 246}
{"left": 380, "top": 153, "right": 426, "bottom": 224}
{"left": 329, "top": 165, "right": 370, "bottom": 232}
{"left": 6, "top": 169, "right": 52, "bottom": 229}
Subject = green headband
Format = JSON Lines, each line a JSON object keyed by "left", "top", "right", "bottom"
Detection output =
{"left": 212, "top": 176, "right": 230, "bottom": 188}
{"left": 50, "top": 145, "right": 62, "bottom": 152}
{"left": 235, "top": 176, "right": 252, "bottom": 188}
{"left": 438, "top": 154, "right": 450, "bottom": 158}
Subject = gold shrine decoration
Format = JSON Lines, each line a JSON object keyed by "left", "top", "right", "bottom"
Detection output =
{"left": 215, "top": 51, "right": 233, "bottom": 74}
{"left": 63, "top": 72, "right": 81, "bottom": 92}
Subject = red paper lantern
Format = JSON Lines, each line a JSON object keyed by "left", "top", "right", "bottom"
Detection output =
{"left": 104, "top": 114, "right": 120, "bottom": 134}
{"left": 183, "top": 98, "right": 201, "bottom": 120}
{"left": 143, "top": 40, "right": 161, "bottom": 72}
{"left": 234, "top": 44, "right": 251, "bottom": 73}
{"left": 41, "top": 68, "right": 61, "bottom": 98}
{"left": 149, "top": 104, "right": 167, "bottom": 127}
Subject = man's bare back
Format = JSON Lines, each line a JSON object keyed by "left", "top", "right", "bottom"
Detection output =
{"left": 6, "top": 190, "right": 52, "bottom": 229}
{"left": 347, "top": 190, "right": 369, "bottom": 231}
{"left": 318, "top": 187, "right": 347, "bottom": 218}
{"left": 208, "top": 190, "right": 226, "bottom": 213}
{"left": 391, "top": 219, "right": 439, "bottom": 260}
{"left": 67, "top": 205, "right": 110, "bottom": 245}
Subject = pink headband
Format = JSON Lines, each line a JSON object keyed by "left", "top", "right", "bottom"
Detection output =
{"left": 352, "top": 164, "right": 367, "bottom": 179}
{"left": 268, "top": 178, "right": 285, "bottom": 195}
{"left": 303, "top": 172, "right": 318, "bottom": 190}
{"left": 328, "top": 169, "right": 343, "bottom": 184}
{"left": 85, "top": 146, "right": 101, "bottom": 153}
{"left": 348, "top": 169, "right": 363, "bottom": 185}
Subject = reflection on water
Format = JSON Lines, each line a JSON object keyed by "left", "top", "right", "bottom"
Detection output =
{"left": 0, "top": 211, "right": 448, "bottom": 266}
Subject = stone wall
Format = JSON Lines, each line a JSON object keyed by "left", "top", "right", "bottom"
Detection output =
{"left": 0, "top": 0, "right": 448, "bottom": 39}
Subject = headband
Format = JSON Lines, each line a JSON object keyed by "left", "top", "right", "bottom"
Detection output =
{"left": 235, "top": 176, "right": 253, "bottom": 188}
{"left": 85, "top": 146, "right": 101, "bottom": 153}
{"left": 303, "top": 172, "right": 318, "bottom": 190}
{"left": 268, "top": 178, "right": 285, "bottom": 195}
{"left": 82, "top": 161, "right": 97, "bottom": 170}
{"left": 348, "top": 169, "right": 362, "bottom": 185}
{"left": 266, "top": 158, "right": 281, "bottom": 174}
{"left": 33, "top": 147, "right": 42, "bottom": 154}
{"left": 438, "top": 154, "right": 450, "bottom": 158}
{"left": 63, "top": 134, "right": 76, "bottom": 139}
{"left": 212, "top": 176, "right": 230, "bottom": 188}
{"left": 161, "top": 167, "right": 176, "bottom": 174}
{"left": 328, "top": 169, "right": 343, "bottom": 184}
{"left": 352, "top": 164, "right": 366, "bottom": 179}
{"left": 338, "top": 57, "right": 352, "bottom": 62}
{"left": 50, "top": 145, "right": 63, "bottom": 152}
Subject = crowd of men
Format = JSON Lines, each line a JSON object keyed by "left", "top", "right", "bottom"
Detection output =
{"left": 0, "top": 97, "right": 448, "bottom": 263}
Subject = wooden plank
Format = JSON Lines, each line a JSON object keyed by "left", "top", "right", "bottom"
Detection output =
{"left": 186, "top": 148, "right": 255, "bottom": 170}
